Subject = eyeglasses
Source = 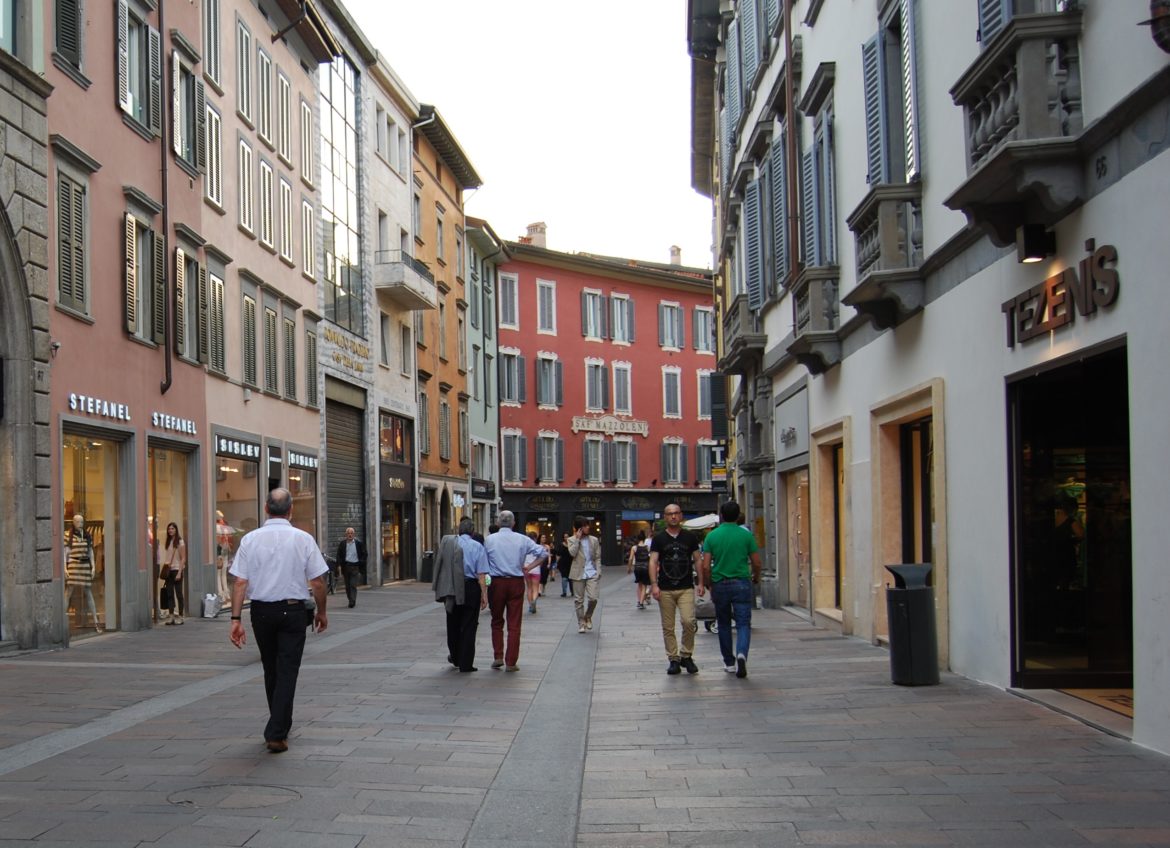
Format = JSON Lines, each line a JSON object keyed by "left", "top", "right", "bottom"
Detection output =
{"left": 664, "top": 511, "right": 681, "bottom": 516}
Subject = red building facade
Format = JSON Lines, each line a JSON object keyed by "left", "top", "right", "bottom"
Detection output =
{"left": 498, "top": 238, "right": 715, "bottom": 565}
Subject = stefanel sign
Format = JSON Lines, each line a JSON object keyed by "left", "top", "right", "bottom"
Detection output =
{"left": 1001, "top": 240, "right": 1119, "bottom": 348}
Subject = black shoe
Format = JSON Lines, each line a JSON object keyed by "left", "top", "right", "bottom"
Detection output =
{"left": 736, "top": 653, "right": 748, "bottom": 679}
{"left": 265, "top": 739, "right": 288, "bottom": 753}
{"left": 667, "top": 660, "right": 682, "bottom": 675}
{"left": 680, "top": 656, "right": 699, "bottom": 674}
{"left": 459, "top": 667, "right": 478, "bottom": 673}
{"left": 348, "top": 601, "right": 355, "bottom": 608}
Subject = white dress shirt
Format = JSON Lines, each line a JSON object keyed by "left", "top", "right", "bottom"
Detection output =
{"left": 229, "top": 518, "right": 328, "bottom": 601}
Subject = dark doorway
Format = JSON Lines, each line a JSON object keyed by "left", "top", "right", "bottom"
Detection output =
{"left": 1009, "top": 342, "right": 1132, "bottom": 688}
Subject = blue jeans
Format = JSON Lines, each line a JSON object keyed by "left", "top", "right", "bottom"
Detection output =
{"left": 712, "top": 578, "right": 753, "bottom": 665}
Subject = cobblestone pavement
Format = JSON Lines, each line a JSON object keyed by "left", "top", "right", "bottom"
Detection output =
{"left": 0, "top": 572, "right": 1168, "bottom": 847}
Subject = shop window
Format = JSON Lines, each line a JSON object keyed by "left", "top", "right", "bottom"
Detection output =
{"left": 899, "top": 417, "right": 933, "bottom": 564}
{"left": 62, "top": 434, "right": 121, "bottom": 635}
{"left": 289, "top": 465, "right": 317, "bottom": 540}
{"left": 811, "top": 418, "right": 851, "bottom": 627}
{"left": 147, "top": 445, "right": 190, "bottom": 622}
{"left": 215, "top": 454, "right": 261, "bottom": 589}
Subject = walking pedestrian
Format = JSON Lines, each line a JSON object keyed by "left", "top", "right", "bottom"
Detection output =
{"left": 334, "top": 527, "right": 366, "bottom": 608}
{"left": 568, "top": 516, "right": 602, "bottom": 634}
{"left": 698, "top": 501, "right": 762, "bottom": 678}
{"left": 228, "top": 488, "right": 329, "bottom": 753}
{"left": 649, "top": 504, "right": 701, "bottom": 674}
{"left": 524, "top": 531, "right": 543, "bottom": 614}
{"left": 484, "top": 510, "right": 546, "bottom": 671}
{"left": 627, "top": 530, "right": 652, "bottom": 609}
{"left": 434, "top": 519, "right": 488, "bottom": 672}
{"left": 553, "top": 532, "right": 573, "bottom": 597}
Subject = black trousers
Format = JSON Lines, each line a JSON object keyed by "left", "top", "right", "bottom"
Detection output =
{"left": 342, "top": 564, "right": 361, "bottom": 607}
{"left": 446, "top": 578, "right": 482, "bottom": 671}
{"left": 250, "top": 600, "right": 308, "bottom": 743}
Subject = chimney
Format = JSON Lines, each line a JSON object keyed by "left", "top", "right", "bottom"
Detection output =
{"left": 525, "top": 222, "right": 547, "bottom": 248}
{"left": 670, "top": 245, "right": 682, "bottom": 265}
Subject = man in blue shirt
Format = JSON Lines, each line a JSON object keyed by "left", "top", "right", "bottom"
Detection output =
{"left": 447, "top": 517, "right": 488, "bottom": 672}
{"left": 484, "top": 510, "right": 546, "bottom": 671}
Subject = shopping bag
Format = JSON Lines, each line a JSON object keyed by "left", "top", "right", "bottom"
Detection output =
{"left": 202, "top": 593, "right": 222, "bottom": 619}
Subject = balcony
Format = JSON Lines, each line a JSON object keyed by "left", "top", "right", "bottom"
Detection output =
{"left": 843, "top": 183, "right": 925, "bottom": 330}
{"left": 785, "top": 266, "right": 840, "bottom": 374}
{"left": 372, "top": 250, "right": 438, "bottom": 311}
{"left": 719, "top": 293, "right": 767, "bottom": 374}
{"left": 944, "top": 8, "right": 1084, "bottom": 245}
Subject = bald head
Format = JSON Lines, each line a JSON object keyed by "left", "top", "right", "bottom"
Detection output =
{"left": 266, "top": 487, "right": 293, "bottom": 517}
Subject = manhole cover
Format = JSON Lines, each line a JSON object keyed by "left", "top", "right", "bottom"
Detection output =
{"left": 168, "top": 783, "right": 302, "bottom": 810}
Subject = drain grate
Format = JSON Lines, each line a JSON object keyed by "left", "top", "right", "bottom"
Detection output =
{"left": 168, "top": 783, "right": 302, "bottom": 810}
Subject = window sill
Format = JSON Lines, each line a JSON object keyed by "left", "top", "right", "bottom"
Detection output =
{"left": 121, "top": 113, "right": 157, "bottom": 143}
{"left": 236, "top": 110, "right": 254, "bottom": 131}
{"left": 238, "top": 223, "right": 256, "bottom": 240}
{"left": 175, "top": 156, "right": 199, "bottom": 180}
{"left": 280, "top": 254, "right": 295, "bottom": 268}
{"left": 204, "top": 197, "right": 226, "bottom": 216}
{"left": 52, "top": 53, "right": 91, "bottom": 90}
{"left": 258, "top": 133, "right": 274, "bottom": 153}
{"left": 203, "top": 73, "right": 223, "bottom": 97}
{"left": 54, "top": 303, "right": 94, "bottom": 324}
{"left": 302, "top": 270, "right": 316, "bottom": 284}
{"left": 301, "top": 175, "right": 314, "bottom": 192}
{"left": 277, "top": 153, "right": 293, "bottom": 171}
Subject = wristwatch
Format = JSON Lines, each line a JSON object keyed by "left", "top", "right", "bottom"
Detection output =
{"left": 230, "top": 616, "right": 241, "bottom": 621}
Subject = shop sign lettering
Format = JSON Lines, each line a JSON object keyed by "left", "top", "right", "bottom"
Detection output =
{"left": 151, "top": 411, "right": 197, "bottom": 435}
{"left": 621, "top": 496, "right": 652, "bottom": 510}
{"left": 323, "top": 326, "right": 371, "bottom": 374}
{"left": 571, "top": 415, "right": 649, "bottom": 437}
{"left": 287, "top": 451, "right": 317, "bottom": 469}
{"left": 384, "top": 476, "right": 406, "bottom": 489}
{"left": 527, "top": 495, "right": 558, "bottom": 510}
{"left": 1002, "top": 241, "right": 1119, "bottom": 348}
{"left": 216, "top": 436, "right": 260, "bottom": 460}
{"left": 575, "top": 495, "right": 604, "bottom": 510}
{"left": 70, "top": 392, "right": 131, "bottom": 422}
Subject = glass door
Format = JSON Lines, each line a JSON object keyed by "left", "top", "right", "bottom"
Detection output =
{"left": 148, "top": 445, "right": 190, "bottom": 622}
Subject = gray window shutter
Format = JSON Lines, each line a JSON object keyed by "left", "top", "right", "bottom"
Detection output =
{"left": 517, "top": 356, "right": 526, "bottom": 403}
{"left": 174, "top": 247, "right": 186, "bottom": 352}
{"left": 741, "top": 0, "right": 758, "bottom": 90}
{"left": 148, "top": 26, "right": 163, "bottom": 136}
{"left": 519, "top": 437, "right": 528, "bottom": 481}
{"left": 658, "top": 303, "right": 666, "bottom": 346}
{"left": 117, "top": 0, "right": 131, "bottom": 114}
{"left": 503, "top": 437, "right": 515, "bottom": 481}
{"left": 680, "top": 444, "right": 689, "bottom": 484}
{"left": 555, "top": 361, "right": 563, "bottom": 406}
{"left": 726, "top": 20, "right": 740, "bottom": 140}
{"left": 979, "top": 0, "right": 1011, "bottom": 45}
{"left": 556, "top": 438, "right": 564, "bottom": 481}
{"left": 720, "top": 107, "right": 731, "bottom": 197}
{"left": 172, "top": 50, "right": 183, "bottom": 156}
{"left": 497, "top": 356, "right": 505, "bottom": 400}
{"left": 197, "top": 265, "right": 209, "bottom": 364}
{"left": 152, "top": 229, "right": 165, "bottom": 343}
{"left": 692, "top": 309, "right": 700, "bottom": 350}
{"left": 196, "top": 79, "right": 208, "bottom": 171}
{"left": 769, "top": 134, "right": 789, "bottom": 288}
{"left": 599, "top": 295, "right": 609, "bottom": 339}
{"left": 674, "top": 306, "right": 685, "bottom": 349}
{"left": 630, "top": 443, "right": 638, "bottom": 483}
{"left": 627, "top": 299, "right": 635, "bottom": 342}
{"left": 902, "top": 0, "right": 921, "bottom": 180}
{"left": 580, "top": 290, "right": 588, "bottom": 335}
{"left": 744, "top": 176, "right": 764, "bottom": 310}
{"left": 602, "top": 441, "right": 612, "bottom": 483}
{"left": 601, "top": 367, "right": 610, "bottom": 410}
{"left": 582, "top": 440, "right": 590, "bottom": 481}
{"left": 821, "top": 118, "right": 837, "bottom": 264}
{"left": 801, "top": 151, "right": 817, "bottom": 267}
{"left": 862, "top": 34, "right": 888, "bottom": 185}
{"left": 765, "top": 0, "right": 779, "bottom": 35}
{"left": 660, "top": 443, "right": 668, "bottom": 482}
{"left": 57, "top": 0, "right": 81, "bottom": 66}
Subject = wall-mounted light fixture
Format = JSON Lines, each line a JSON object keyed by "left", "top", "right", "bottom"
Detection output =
{"left": 50, "top": 340, "right": 61, "bottom": 358}
{"left": 1016, "top": 223, "right": 1056, "bottom": 264}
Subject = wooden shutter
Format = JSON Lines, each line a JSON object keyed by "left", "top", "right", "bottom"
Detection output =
{"left": 657, "top": 303, "right": 666, "bottom": 346}
{"left": 627, "top": 299, "right": 635, "bottom": 342}
{"left": 692, "top": 309, "right": 701, "bottom": 350}
{"left": 901, "top": 0, "right": 921, "bottom": 180}
{"left": 196, "top": 79, "right": 207, "bottom": 171}
{"left": 554, "top": 361, "right": 563, "bottom": 406}
{"left": 305, "top": 329, "right": 316, "bottom": 404}
{"left": 172, "top": 50, "right": 183, "bottom": 155}
{"left": 599, "top": 295, "right": 609, "bottom": 339}
{"left": 765, "top": 0, "right": 779, "bottom": 36}
{"left": 862, "top": 34, "right": 888, "bottom": 185}
{"left": 710, "top": 373, "right": 728, "bottom": 441}
{"left": 124, "top": 213, "right": 137, "bottom": 332}
{"left": 243, "top": 298, "right": 257, "bottom": 385}
{"left": 197, "top": 265, "right": 209, "bottom": 364}
{"left": 800, "top": 151, "right": 817, "bottom": 267}
{"left": 264, "top": 308, "right": 278, "bottom": 392}
{"left": 556, "top": 438, "right": 564, "bottom": 482}
{"left": 726, "top": 20, "right": 740, "bottom": 139}
{"left": 503, "top": 436, "right": 515, "bottom": 481}
{"left": 601, "top": 441, "right": 612, "bottom": 484}
{"left": 820, "top": 117, "right": 837, "bottom": 264}
{"left": 518, "top": 436, "right": 528, "bottom": 481}
{"left": 116, "top": 0, "right": 131, "bottom": 113}
{"left": 152, "top": 230, "right": 165, "bottom": 343}
{"left": 580, "top": 290, "right": 588, "bottom": 335}
{"left": 770, "top": 134, "right": 789, "bottom": 287}
{"left": 680, "top": 444, "right": 689, "bottom": 485}
{"left": 517, "top": 355, "right": 527, "bottom": 403}
{"left": 601, "top": 366, "right": 610, "bottom": 410}
{"left": 660, "top": 443, "right": 668, "bottom": 482}
{"left": 284, "top": 317, "right": 296, "bottom": 398}
{"left": 148, "top": 26, "right": 163, "bottom": 135}
{"left": 630, "top": 443, "right": 638, "bottom": 483}
{"left": 56, "top": 0, "right": 81, "bottom": 67}
{"left": 979, "top": 0, "right": 1011, "bottom": 45}
{"left": 174, "top": 247, "right": 186, "bottom": 352}
{"left": 720, "top": 107, "right": 731, "bottom": 196}
{"left": 741, "top": 0, "right": 759, "bottom": 88}
{"left": 57, "top": 176, "right": 85, "bottom": 311}
{"left": 745, "top": 176, "right": 764, "bottom": 310}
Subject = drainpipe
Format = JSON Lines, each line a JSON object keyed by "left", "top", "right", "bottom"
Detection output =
{"left": 159, "top": 0, "right": 172, "bottom": 394}
{"left": 783, "top": 0, "right": 800, "bottom": 283}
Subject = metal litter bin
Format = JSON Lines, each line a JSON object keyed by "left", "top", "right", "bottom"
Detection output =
{"left": 884, "top": 563, "right": 939, "bottom": 686}
{"left": 418, "top": 550, "right": 435, "bottom": 583}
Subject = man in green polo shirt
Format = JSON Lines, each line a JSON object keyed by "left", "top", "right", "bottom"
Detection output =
{"left": 698, "top": 501, "right": 761, "bottom": 678}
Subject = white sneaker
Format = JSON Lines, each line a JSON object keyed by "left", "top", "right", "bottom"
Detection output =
{"left": 723, "top": 663, "right": 737, "bottom": 673}
{"left": 578, "top": 624, "right": 587, "bottom": 634}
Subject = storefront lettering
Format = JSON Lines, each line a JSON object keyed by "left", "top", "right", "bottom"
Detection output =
{"left": 570, "top": 415, "right": 649, "bottom": 437}
{"left": 1002, "top": 241, "right": 1119, "bottom": 348}
{"left": 288, "top": 451, "right": 318, "bottom": 469}
{"left": 323, "top": 326, "right": 371, "bottom": 374}
{"left": 69, "top": 393, "right": 130, "bottom": 422}
{"left": 384, "top": 476, "right": 406, "bottom": 489}
{"left": 151, "top": 412, "right": 197, "bottom": 435}
{"left": 527, "top": 496, "right": 558, "bottom": 511}
{"left": 216, "top": 436, "right": 260, "bottom": 460}
{"left": 575, "top": 495, "right": 604, "bottom": 511}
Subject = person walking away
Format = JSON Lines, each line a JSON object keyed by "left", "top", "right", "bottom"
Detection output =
{"left": 628, "top": 530, "right": 653, "bottom": 609}
{"left": 698, "top": 500, "right": 761, "bottom": 678}
{"left": 228, "top": 488, "right": 329, "bottom": 753}
{"left": 524, "top": 531, "right": 543, "bottom": 614}
{"left": 433, "top": 519, "right": 488, "bottom": 672}
{"left": 649, "top": 505, "right": 702, "bottom": 674}
{"left": 161, "top": 522, "right": 187, "bottom": 624}
{"left": 554, "top": 532, "right": 573, "bottom": 597}
{"left": 568, "top": 516, "right": 602, "bottom": 633}
{"left": 538, "top": 533, "right": 553, "bottom": 597}
{"left": 335, "top": 527, "right": 367, "bottom": 608}
{"left": 484, "top": 510, "right": 546, "bottom": 671}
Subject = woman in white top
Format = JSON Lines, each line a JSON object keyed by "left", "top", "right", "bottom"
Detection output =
{"left": 160, "top": 522, "right": 188, "bottom": 625}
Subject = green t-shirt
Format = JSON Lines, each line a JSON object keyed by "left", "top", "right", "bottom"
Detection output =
{"left": 704, "top": 522, "right": 758, "bottom": 583}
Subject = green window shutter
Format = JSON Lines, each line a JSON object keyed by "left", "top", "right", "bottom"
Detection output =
{"left": 56, "top": 0, "right": 81, "bottom": 67}
{"left": 148, "top": 26, "right": 163, "bottom": 136}
{"left": 124, "top": 212, "right": 137, "bottom": 333}
{"left": 152, "top": 230, "right": 166, "bottom": 343}
{"left": 197, "top": 266, "right": 210, "bottom": 364}
{"left": 174, "top": 247, "right": 186, "bottom": 353}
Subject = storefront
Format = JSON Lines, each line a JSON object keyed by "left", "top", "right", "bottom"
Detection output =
{"left": 146, "top": 411, "right": 200, "bottom": 623}
{"left": 378, "top": 411, "right": 414, "bottom": 582}
{"left": 325, "top": 378, "right": 367, "bottom": 578}
{"left": 287, "top": 448, "right": 320, "bottom": 543}
{"left": 213, "top": 432, "right": 262, "bottom": 603}
{"left": 773, "top": 381, "right": 810, "bottom": 611}
{"left": 471, "top": 477, "right": 496, "bottom": 536}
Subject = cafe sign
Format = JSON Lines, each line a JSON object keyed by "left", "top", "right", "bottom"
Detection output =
{"left": 571, "top": 415, "right": 649, "bottom": 437}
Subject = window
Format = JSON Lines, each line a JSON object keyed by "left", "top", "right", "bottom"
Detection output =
{"left": 320, "top": 56, "right": 363, "bottom": 334}
{"left": 299, "top": 100, "right": 314, "bottom": 182}
{"left": 613, "top": 362, "right": 631, "bottom": 415}
{"left": 236, "top": 19, "right": 252, "bottom": 121}
{"left": 483, "top": 353, "right": 493, "bottom": 405}
{"left": 693, "top": 307, "right": 715, "bottom": 352}
{"left": 435, "top": 210, "right": 445, "bottom": 259}
{"left": 537, "top": 279, "right": 556, "bottom": 333}
{"left": 277, "top": 73, "right": 291, "bottom": 162}
{"left": 242, "top": 295, "right": 257, "bottom": 386}
{"left": 117, "top": 1, "right": 162, "bottom": 133}
{"left": 202, "top": 0, "right": 220, "bottom": 85}
{"left": 863, "top": 0, "right": 921, "bottom": 186}
{"left": 400, "top": 324, "right": 412, "bottom": 375}
{"left": 170, "top": 50, "right": 204, "bottom": 170}
{"left": 438, "top": 298, "right": 447, "bottom": 360}
{"left": 378, "top": 312, "right": 390, "bottom": 366}
{"left": 209, "top": 273, "right": 225, "bottom": 373}
{"left": 459, "top": 402, "right": 470, "bottom": 465}
{"left": 124, "top": 212, "right": 161, "bottom": 343}
{"left": 205, "top": 105, "right": 223, "bottom": 206}
{"left": 472, "top": 344, "right": 481, "bottom": 398}
{"left": 802, "top": 104, "right": 838, "bottom": 267}
{"left": 470, "top": 276, "right": 480, "bottom": 328}
{"left": 658, "top": 303, "right": 684, "bottom": 348}
{"left": 581, "top": 290, "right": 606, "bottom": 338}
{"left": 499, "top": 351, "right": 525, "bottom": 404}
{"left": 258, "top": 160, "right": 273, "bottom": 246}
{"left": 305, "top": 329, "right": 318, "bottom": 406}
{"left": 301, "top": 200, "right": 315, "bottom": 277}
{"left": 498, "top": 273, "right": 518, "bottom": 329}
{"left": 174, "top": 247, "right": 205, "bottom": 363}
{"left": 661, "top": 441, "right": 687, "bottom": 484}
{"left": 613, "top": 440, "right": 637, "bottom": 484}
{"left": 414, "top": 309, "right": 424, "bottom": 347}
{"left": 412, "top": 193, "right": 421, "bottom": 240}
{"left": 663, "top": 367, "right": 681, "bottom": 418}
{"left": 611, "top": 294, "right": 634, "bottom": 343}
{"left": 502, "top": 432, "right": 526, "bottom": 483}
{"left": 283, "top": 315, "right": 296, "bottom": 399}
{"left": 419, "top": 390, "right": 430, "bottom": 455}
{"left": 698, "top": 371, "right": 713, "bottom": 419}
{"left": 457, "top": 309, "right": 467, "bottom": 371}
{"left": 56, "top": 171, "right": 87, "bottom": 314}
{"left": 586, "top": 361, "right": 608, "bottom": 412}
{"left": 56, "top": 0, "right": 83, "bottom": 69}
{"left": 375, "top": 104, "right": 388, "bottom": 159}
{"left": 696, "top": 443, "right": 715, "bottom": 484}
{"left": 537, "top": 434, "right": 563, "bottom": 482}
{"left": 263, "top": 306, "right": 279, "bottom": 393}
{"left": 439, "top": 399, "right": 451, "bottom": 460}
{"left": 536, "top": 356, "right": 563, "bottom": 407}
{"left": 238, "top": 139, "right": 254, "bottom": 232}
{"left": 583, "top": 438, "right": 605, "bottom": 483}
{"left": 279, "top": 177, "right": 293, "bottom": 262}
{"left": 256, "top": 49, "right": 272, "bottom": 142}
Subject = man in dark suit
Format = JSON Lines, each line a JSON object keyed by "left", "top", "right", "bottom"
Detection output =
{"left": 335, "top": 527, "right": 367, "bottom": 608}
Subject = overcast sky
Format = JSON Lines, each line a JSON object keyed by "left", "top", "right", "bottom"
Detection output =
{"left": 340, "top": 0, "right": 715, "bottom": 270}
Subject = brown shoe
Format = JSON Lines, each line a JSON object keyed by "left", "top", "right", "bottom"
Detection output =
{"left": 265, "top": 739, "right": 288, "bottom": 753}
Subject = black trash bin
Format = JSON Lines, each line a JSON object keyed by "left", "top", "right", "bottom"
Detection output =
{"left": 884, "top": 563, "right": 939, "bottom": 686}
{"left": 418, "top": 550, "right": 435, "bottom": 584}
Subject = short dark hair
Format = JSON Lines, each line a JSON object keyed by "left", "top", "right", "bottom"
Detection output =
{"left": 573, "top": 515, "right": 590, "bottom": 531}
{"left": 720, "top": 500, "right": 740, "bottom": 523}
{"left": 458, "top": 517, "right": 475, "bottom": 536}
{"left": 488, "top": 523, "right": 500, "bottom": 534}
{"left": 266, "top": 487, "right": 293, "bottom": 517}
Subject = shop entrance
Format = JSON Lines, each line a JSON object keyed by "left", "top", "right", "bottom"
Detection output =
{"left": 1010, "top": 342, "right": 1132, "bottom": 689}
{"left": 147, "top": 445, "right": 192, "bottom": 623}
{"left": 62, "top": 434, "right": 123, "bottom": 636}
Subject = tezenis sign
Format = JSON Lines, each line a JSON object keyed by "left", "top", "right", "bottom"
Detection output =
{"left": 1001, "top": 240, "right": 1119, "bottom": 348}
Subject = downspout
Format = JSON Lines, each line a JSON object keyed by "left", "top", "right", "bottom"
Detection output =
{"left": 159, "top": 0, "right": 172, "bottom": 394}
{"left": 783, "top": 0, "right": 800, "bottom": 283}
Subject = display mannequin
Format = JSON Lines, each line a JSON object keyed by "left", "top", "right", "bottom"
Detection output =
{"left": 215, "top": 511, "right": 233, "bottom": 602}
{"left": 65, "top": 513, "right": 101, "bottom": 633}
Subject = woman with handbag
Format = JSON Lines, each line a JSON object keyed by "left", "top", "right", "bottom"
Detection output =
{"left": 160, "top": 522, "right": 187, "bottom": 625}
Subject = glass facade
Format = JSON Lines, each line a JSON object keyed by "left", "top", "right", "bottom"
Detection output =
{"left": 62, "top": 435, "right": 121, "bottom": 636}
{"left": 289, "top": 466, "right": 318, "bottom": 540}
{"left": 320, "top": 56, "right": 363, "bottom": 334}
{"left": 147, "top": 445, "right": 191, "bottom": 622}
{"left": 214, "top": 453, "right": 261, "bottom": 601}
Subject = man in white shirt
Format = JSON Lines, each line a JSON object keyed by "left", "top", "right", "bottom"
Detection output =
{"left": 229, "top": 488, "right": 329, "bottom": 753}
